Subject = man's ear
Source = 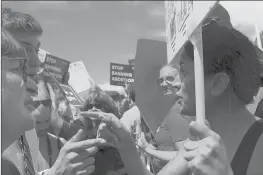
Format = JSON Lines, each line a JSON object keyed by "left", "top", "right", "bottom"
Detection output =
{"left": 209, "top": 72, "right": 230, "bottom": 96}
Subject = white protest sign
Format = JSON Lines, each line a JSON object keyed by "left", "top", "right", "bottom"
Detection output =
{"left": 68, "top": 61, "right": 94, "bottom": 94}
{"left": 165, "top": 1, "right": 219, "bottom": 124}
{"left": 165, "top": 1, "right": 219, "bottom": 63}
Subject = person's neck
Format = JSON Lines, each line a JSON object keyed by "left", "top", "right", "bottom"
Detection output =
{"left": 207, "top": 94, "right": 253, "bottom": 132}
{"left": 205, "top": 93, "right": 255, "bottom": 159}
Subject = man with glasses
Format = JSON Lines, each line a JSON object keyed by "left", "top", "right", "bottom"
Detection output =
{"left": 2, "top": 8, "right": 106, "bottom": 175}
{"left": 1, "top": 28, "right": 33, "bottom": 153}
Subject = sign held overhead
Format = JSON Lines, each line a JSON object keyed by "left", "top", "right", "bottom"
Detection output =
{"left": 43, "top": 54, "right": 70, "bottom": 83}
{"left": 110, "top": 62, "right": 134, "bottom": 86}
{"left": 165, "top": 1, "right": 219, "bottom": 63}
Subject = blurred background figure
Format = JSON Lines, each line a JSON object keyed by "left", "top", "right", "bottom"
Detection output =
{"left": 79, "top": 86, "right": 125, "bottom": 175}
{"left": 136, "top": 64, "right": 187, "bottom": 174}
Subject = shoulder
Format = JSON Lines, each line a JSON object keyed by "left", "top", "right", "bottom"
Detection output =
{"left": 247, "top": 118, "right": 263, "bottom": 174}
{"left": 248, "top": 133, "right": 263, "bottom": 174}
{"left": 126, "top": 106, "right": 140, "bottom": 115}
{"left": 121, "top": 106, "right": 141, "bottom": 121}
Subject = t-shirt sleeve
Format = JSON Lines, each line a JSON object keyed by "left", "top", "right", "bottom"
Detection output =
{"left": 121, "top": 106, "right": 141, "bottom": 133}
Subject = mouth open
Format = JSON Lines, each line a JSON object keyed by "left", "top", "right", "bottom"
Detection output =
{"left": 163, "top": 88, "right": 172, "bottom": 93}
{"left": 26, "top": 87, "right": 37, "bottom": 95}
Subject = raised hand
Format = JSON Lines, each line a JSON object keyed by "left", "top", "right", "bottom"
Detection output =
{"left": 79, "top": 111, "right": 134, "bottom": 148}
{"left": 183, "top": 121, "right": 233, "bottom": 175}
{"left": 50, "top": 129, "right": 107, "bottom": 175}
{"left": 136, "top": 132, "right": 150, "bottom": 150}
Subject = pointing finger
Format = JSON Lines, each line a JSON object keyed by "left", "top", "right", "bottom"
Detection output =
{"left": 67, "top": 138, "right": 107, "bottom": 152}
{"left": 68, "top": 129, "right": 88, "bottom": 143}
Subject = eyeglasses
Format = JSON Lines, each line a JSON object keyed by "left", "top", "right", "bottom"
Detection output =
{"left": 27, "top": 99, "right": 52, "bottom": 109}
{"left": 2, "top": 57, "right": 28, "bottom": 82}
{"left": 86, "top": 103, "right": 108, "bottom": 112}
{"left": 157, "top": 76, "right": 175, "bottom": 85}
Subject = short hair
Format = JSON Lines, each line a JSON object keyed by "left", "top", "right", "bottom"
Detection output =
{"left": 182, "top": 21, "right": 261, "bottom": 104}
{"left": 1, "top": 28, "right": 26, "bottom": 58}
{"left": 80, "top": 86, "right": 120, "bottom": 118}
{"left": 160, "top": 64, "right": 179, "bottom": 75}
{"left": 2, "top": 7, "right": 43, "bottom": 35}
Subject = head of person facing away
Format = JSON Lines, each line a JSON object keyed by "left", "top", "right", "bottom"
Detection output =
{"left": 1, "top": 28, "right": 35, "bottom": 152}
{"left": 176, "top": 4, "right": 262, "bottom": 123}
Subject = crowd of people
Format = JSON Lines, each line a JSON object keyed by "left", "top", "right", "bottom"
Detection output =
{"left": 1, "top": 4, "right": 263, "bottom": 175}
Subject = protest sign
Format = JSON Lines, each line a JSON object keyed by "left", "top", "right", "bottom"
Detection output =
{"left": 38, "top": 48, "right": 50, "bottom": 63}
{"left": 165, "top": 1, "right": 219, "bottom": 63}
{"left": 43, "top": 54, "right": 70, "bottom": 83}
{"left": 165, "top": 1, "right": 219, "bottom": 125}
{"left": 68, "top": 61, "right": 94, "bottom": 93}
{"left": 134, "top": 39, "right": 188, "bottom": 137}
{"left": 59, "top": 84, "right": 83, "bottom": 106}
{"left": 110, "top": 62, "right": 134, "bottom": 86}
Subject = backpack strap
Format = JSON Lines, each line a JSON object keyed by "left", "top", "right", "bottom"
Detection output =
{"left": 231, "top": 119, "right": 263, "bottom": 175}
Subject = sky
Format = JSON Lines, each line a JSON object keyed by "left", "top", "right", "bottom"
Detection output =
{"left": 2, "top": 1, "right": 263, "bottom": 85}
{"left": 2, "top": 1, "right": 166, "bottom": 84}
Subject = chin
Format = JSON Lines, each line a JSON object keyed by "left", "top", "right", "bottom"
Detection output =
{"left": 20, "top": 107, "right": 35, "bottom": 131}
{"left": 179, "top": 105, "right": 196, "bottom": 119}
{"left": 164, "top": 91, "right": 173, "bottom": 96}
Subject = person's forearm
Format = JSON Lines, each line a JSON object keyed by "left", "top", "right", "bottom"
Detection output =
{"left": 144, "top": 148, "right": 178, "bottom": 162}
{"left": 118, "top": 140, "right": 153, "bottom": 175}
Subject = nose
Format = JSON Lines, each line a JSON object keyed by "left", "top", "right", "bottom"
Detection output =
{"left": 26, "top": 51, "right": 41, "bottom": 74}
{"left": 160, "top": 80, "right": 168, "bottom": 87}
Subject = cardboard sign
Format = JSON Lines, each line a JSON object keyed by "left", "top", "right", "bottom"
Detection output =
{"left": 110, "top": 63, "right": 134, "bottom": 86}
{"left": 165, "top": 1, "right": 218, "bottom": 63}
{"left": 43, "top": 54, "right": 70, "bottom": 83}
{"left": 59, "top": 84, "right": 83, "bottom": 106}
{"left": 68, "top": 61, "right": 94, "bottom": 94}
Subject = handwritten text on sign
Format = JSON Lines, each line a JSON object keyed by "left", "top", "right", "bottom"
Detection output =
{"left": 165, "top": 1, "right": 218, "bottom": 63}
{"left": 44, "top": 54, "right": 70, "bottom": 83}
{"left": 110, "top": 63, "right": 134, "bottom": 86}
{"left": 59, "top": 84, "right": 82, "bottom": 106}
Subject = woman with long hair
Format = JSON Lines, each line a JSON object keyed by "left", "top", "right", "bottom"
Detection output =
{"left": 79, "top": 86, "right": 125, "bottom": 175}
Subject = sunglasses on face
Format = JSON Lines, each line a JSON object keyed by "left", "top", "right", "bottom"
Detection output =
{"left": 86, "top": 103, "right": 108, "bottom": 112}
{"left": 157, "top": 76, "right": 175, "bottom": 85}
{"left": 2, "top": 57, "right": 28, "bottom": 82}
{"left": 30, "top": 99, "right": 52, "bottom": 109}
